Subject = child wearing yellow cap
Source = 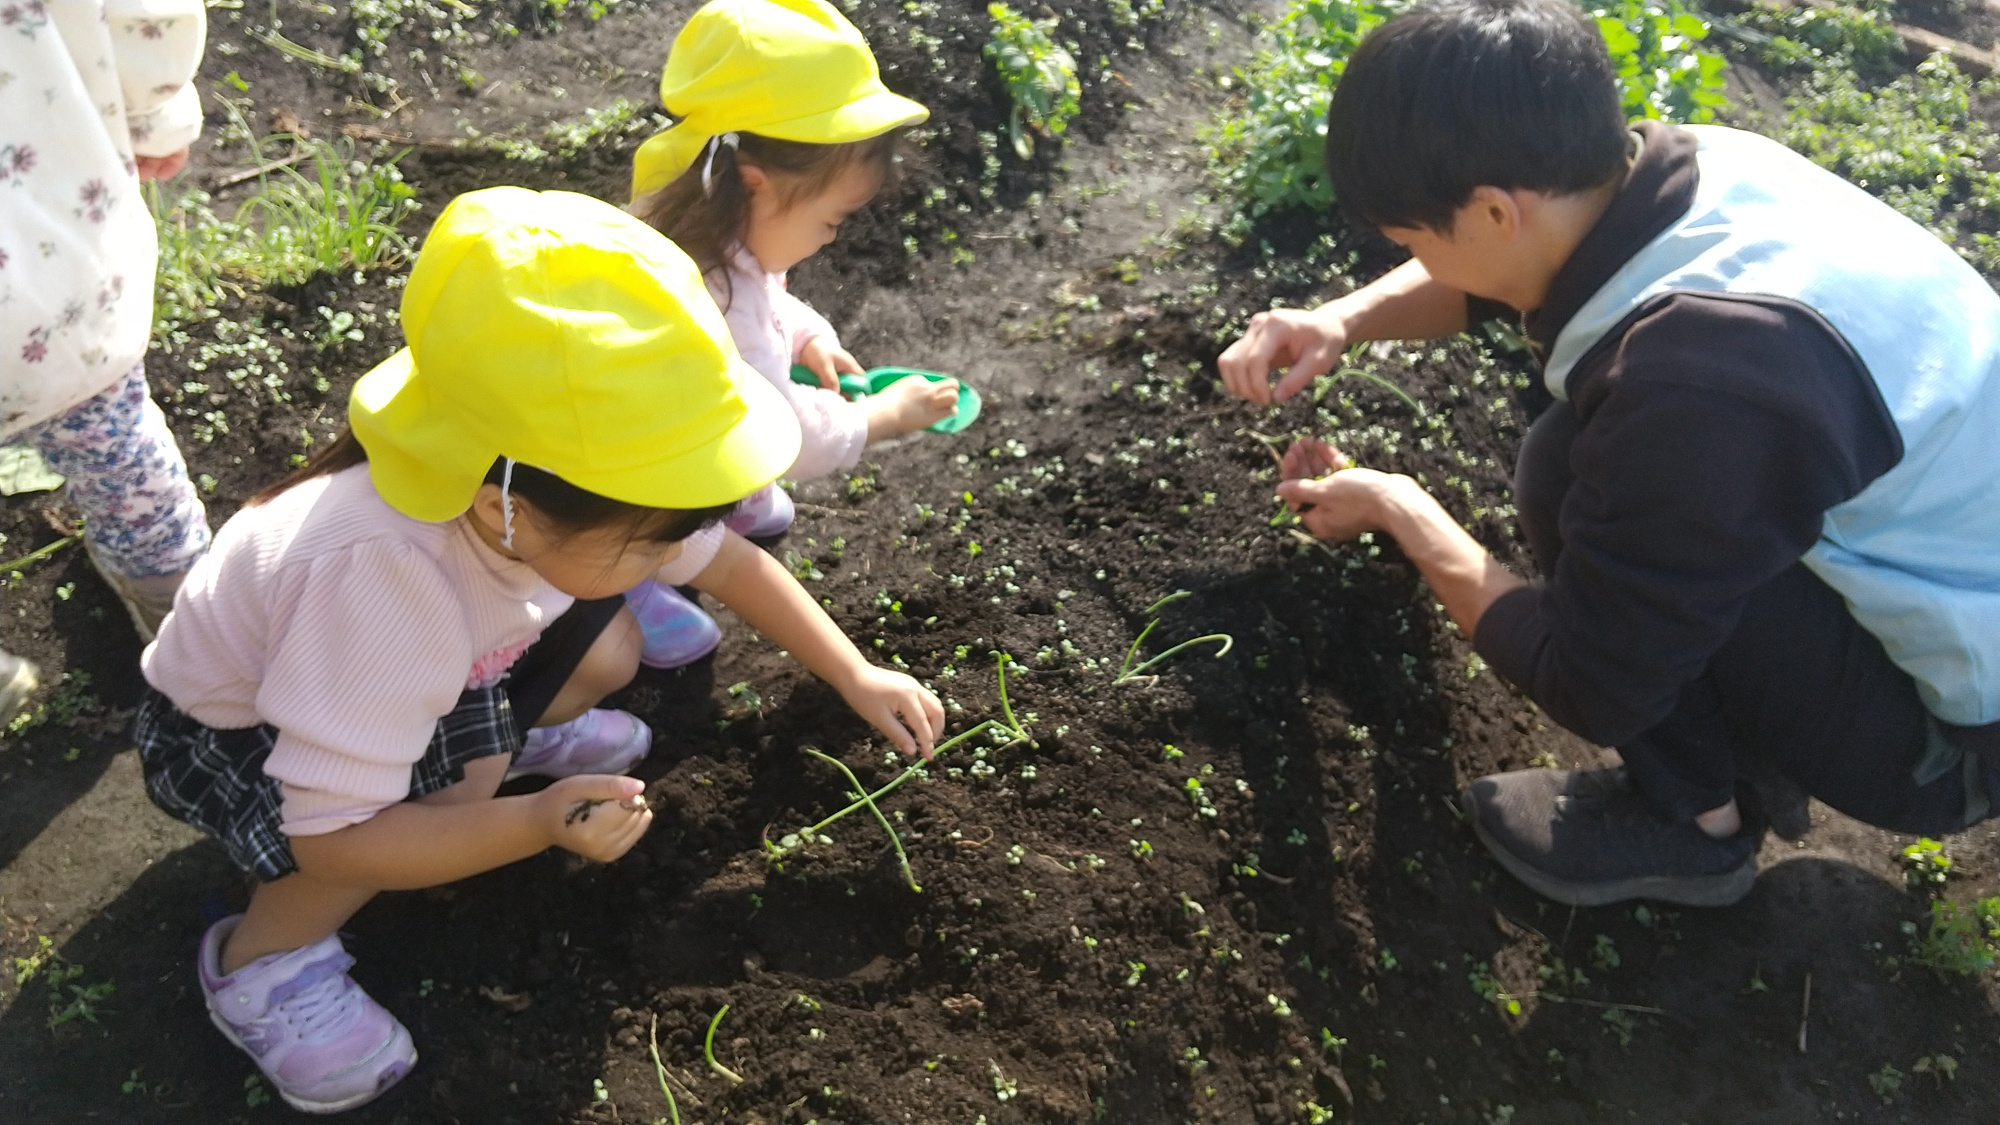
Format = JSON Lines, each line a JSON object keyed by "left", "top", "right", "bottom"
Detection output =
{"left": 618, "top": 0, "right": 956, "bottom": 663}
{"left": 134, "top": 188, "right": 943, "bottom": 1114}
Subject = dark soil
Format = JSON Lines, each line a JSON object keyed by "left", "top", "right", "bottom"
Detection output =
{"left": 4, "top": 2, "right": 1999, "bottom": 1124}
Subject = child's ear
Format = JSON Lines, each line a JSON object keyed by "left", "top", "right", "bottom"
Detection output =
{"left": 736, "top": 158, "right": 771, "bottom": 195}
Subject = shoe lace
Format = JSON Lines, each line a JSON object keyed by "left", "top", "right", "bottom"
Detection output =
{"left": 268, "top": 952, "right": 363, "bottom": 1044}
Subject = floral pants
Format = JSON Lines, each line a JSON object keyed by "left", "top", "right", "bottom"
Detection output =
{"left": 11, "top": 363, "right": 209, "bottom": 578}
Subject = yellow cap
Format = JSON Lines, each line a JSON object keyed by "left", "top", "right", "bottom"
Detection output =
{"left": 630, "top": 0, "right": 929, "bottom": 200}
{"left": 350, "top": 187, "right": 801, "bottom": 522}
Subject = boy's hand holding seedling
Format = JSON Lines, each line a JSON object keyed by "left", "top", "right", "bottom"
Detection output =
{"left": 797, "top": 335, "right": 866, "bottom": 392}
{"left": 1221, "top": 307, "right": 1352, "bottom": 405}
{"left": 540, "top": 774, "right": 653, "bottom": 863}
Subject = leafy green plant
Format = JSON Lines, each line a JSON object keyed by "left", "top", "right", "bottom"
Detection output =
{"left": 1775, "top": 54, "right": 2000, "bottom": 268}
{"left": 1592, "top": 0, "right": 1727, "bottom": 123}
{"left": 1202, "top": 0, "right": 1724, "bottom": 218}
{"left": 1742, "top": 0, "right": 1904, "bottom": 79}
{"left": 1903, "top": 896, "right": 2000, "bottom": 977}
{"left": 984, "top": 3, "right": 1081, "bottom": 160}
{"left": 1900, "top": 837, "right": 1952, "bottom": 891}
{"left": 150, "top": 128, "right": 418, "bottom": 332}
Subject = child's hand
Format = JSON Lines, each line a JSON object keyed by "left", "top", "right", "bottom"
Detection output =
{"left": 538, "top": 774, "right": 654, "bottom": 862}
{"left": 135, "top": 148, "right": 190, "bottom": 181}
{"left": 863, "top": 376, "right": 959, "bottom": 443}
{"left": 798, "top": 336, "right": 865, "bottom": 392}
{"left": 836, "top": 665, "right": 945, "bottom": 759}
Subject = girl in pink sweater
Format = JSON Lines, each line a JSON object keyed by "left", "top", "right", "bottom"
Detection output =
{"left": 138, "top": 188, "right": 942, "bottom": 1114}
{"left": 615, "top": 0, "right": 960, "bottom": 668}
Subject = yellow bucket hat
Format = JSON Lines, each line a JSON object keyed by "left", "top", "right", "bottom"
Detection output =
{"left": 629, "top": 0, "right": 929, "bottom": 200}
{"left": 350, "top": 186, "right": 800, "bottom": 522}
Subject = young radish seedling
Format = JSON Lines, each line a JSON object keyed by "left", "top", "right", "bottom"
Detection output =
{"left": 770, "top": 653, "right": 1034, "bottom": 892}
{"left": 1116, "top": 591, "right": 1233, "bottom": 685}
{"left": 705, "top": 1005, "right": 743, "bottom": 1084}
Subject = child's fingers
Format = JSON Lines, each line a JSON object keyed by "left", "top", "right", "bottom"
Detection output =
{"left": 875, "top": 705, "right": 919, "bottom": 757}
{"left": 832, "top": 346, "right": 867, "bottom": 375}
{"left": 899, "top": 694, "right": 938, "bottom": 758}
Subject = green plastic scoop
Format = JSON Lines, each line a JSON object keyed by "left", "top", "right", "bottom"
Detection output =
{"left": 788, "top": 364, "right": 981, "bottom": 434}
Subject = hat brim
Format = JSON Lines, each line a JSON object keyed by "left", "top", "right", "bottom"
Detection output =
{"left": 352, "top": 349, "right": 802, "bottom": 521}
{"left": 762, "top": 88, "right": 929, "bottom": 148}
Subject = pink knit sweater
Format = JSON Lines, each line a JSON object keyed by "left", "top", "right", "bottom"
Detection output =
{"left": 708, "top": 247, "right": 869, "bottom": 481}
{"left": 141, "top": 464, "right": 720, "bottom": 835}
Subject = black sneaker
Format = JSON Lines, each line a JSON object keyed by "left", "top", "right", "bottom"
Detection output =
{"left": 1462, "top": 767, "right": 1760, "bottom": 907}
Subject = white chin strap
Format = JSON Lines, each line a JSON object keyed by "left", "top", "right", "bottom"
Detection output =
{"left": 700, "top": 131, "right": 741, "bottom": 196}
{"left": 499, "top": 457, "right": 518, "bottom": 550}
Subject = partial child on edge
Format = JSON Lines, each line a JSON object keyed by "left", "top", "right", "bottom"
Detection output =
{"left": 138, "top": 188, "right": 943, "bottom": 1114}
{"left": 2, "top": 0, "right": 216, "bottom": 720}
{"left": 617, "top": 0, "right": 959, "bottom": 667}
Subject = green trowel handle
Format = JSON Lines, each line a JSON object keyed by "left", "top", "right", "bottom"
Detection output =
{"left": 785, "top": 364, "right": 981, "bottom": 434}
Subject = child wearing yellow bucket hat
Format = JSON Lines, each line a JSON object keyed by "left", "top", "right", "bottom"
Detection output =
{"left": 627, "top": 0, "right": 956, "bottom": 550}
{"left": 133, "top": 187, "right": 944, "bottom": 1114}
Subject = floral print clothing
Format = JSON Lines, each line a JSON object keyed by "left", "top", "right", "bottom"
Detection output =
{"left": 17, "top": 362, "right": 208, "bottom": 578}
{"left": 0, "top": 0, "right": 206, "bottom": 435}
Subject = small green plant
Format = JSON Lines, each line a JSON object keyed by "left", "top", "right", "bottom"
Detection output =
{"left": 647, "top": 1013, "right": 684, "bottom": 1124}
{"left": 1600, "top": 1007, "right": 1637, "bottom": 1048}
{"left": 1903, "top": 896, "right": 2000, "bottom": 977}
{"left": 704, "top": 1005, "right": 743, "bottom": 1084}
{"left": 244, "top": 1074, "right": 270, "bottom": 1108}
{"left": 1468, "top": 961, "right": 1522, "bottom": 1016}
{"left": 984, "top": 3, "right": 1081, "bottom": 159}
{"left": 1911, "top": 1052, "right": 1959, "bottom": 1087}
{"left": 1867, "top": 1061, "right": 1904, "bottom": 1102}
{"left": 1901, "top": 837, "right": 1953, "bottom": 891}
{"left": 13, "top": 934, "right": 115, "bottom": 1029}
{"left": 1116, "top": 591, "right": 1234, "bottom": 684}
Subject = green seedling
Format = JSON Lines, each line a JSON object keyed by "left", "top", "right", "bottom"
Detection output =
{"left": 704, "top": 1005, "right": 743, "bottom": 1084}
{"left": 0, "top": 534, "right": 78, "bottom": 576}
{"left": 1117, "top": 592, "right": 1234, "bottom": 685}
{"left": 1912, "top": 1053, "right": 1959, "bottom": 1087}
{"left": 649, "top": 1014, "right": 682, "bottom": 1125}
{"left": 1900, "top": 837, "right": 1952, "bottom": 890}
{"left": 984, "top": 3, "right": 1079, "bottom": 160}
{"left": 772, "top": 654, "right": 1033, "bottom": 891}
{"left": 1903, "top": 896, "right": 2000, "bottom": 977}
{"left": 1868, "top": 1061, "right": 1904, "bottom": 1103}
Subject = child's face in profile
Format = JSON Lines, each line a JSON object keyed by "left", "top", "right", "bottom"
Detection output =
{"left": 740, "top": 158, "right": 882, "bottom": 275}
{"left": 469, "top": 484, "right": 685, "bottom": 599}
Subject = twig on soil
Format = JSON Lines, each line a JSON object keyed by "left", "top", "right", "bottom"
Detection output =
{"left": 209, "top": 150, "right": 312, "bottom": 190}
{"left": 0, "top": 534, "right": 78, "bottom": 574}
{"left": 1798, "top": 972, "right": 1812, "bottom": 1054}
{"left": 1530, "top": 993, "right": 1666, "bottom": 1016}
{"left": 704, "top": 1005, "right": 743, "bottom": 1084}
{"left": 649, "top": 1015, "right": 682, "bottom": 1125}
{"left": 793, "top": 502, "right": 870, "bottom": 517}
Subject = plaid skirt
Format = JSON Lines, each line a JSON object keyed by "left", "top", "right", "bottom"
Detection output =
{"left": 135, "top": 686, "right": 521, "bottom": 881}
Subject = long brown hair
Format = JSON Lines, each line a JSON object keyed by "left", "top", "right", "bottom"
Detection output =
{"left": 629, "top": 129, "right": 903, "bottom": 309}
{"left": 248, "top": 429, "right": 734, "bottom": 544}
